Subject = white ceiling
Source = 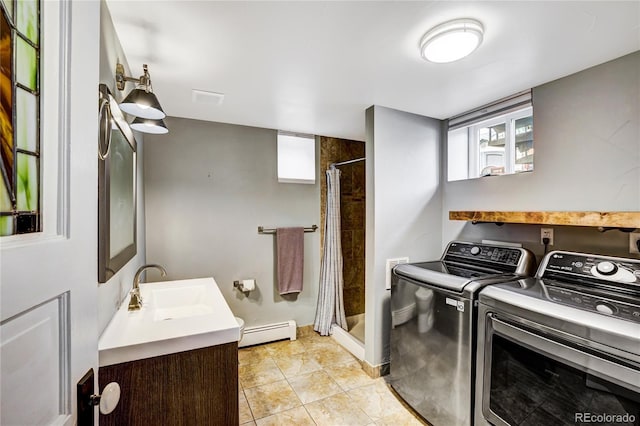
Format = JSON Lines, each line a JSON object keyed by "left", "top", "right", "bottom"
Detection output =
{"left": 106, "top": 1, "right": 640, "bottom": 141}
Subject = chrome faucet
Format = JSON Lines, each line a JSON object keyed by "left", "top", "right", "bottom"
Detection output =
{"left": 128, "top": 264, "right": 167, "bottom": 311}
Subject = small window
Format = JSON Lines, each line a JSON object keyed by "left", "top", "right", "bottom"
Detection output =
{"left": 277, "top": 132, "right": 315, "bottom": 184}
{"left": 447, "top": 91, "right": 533, "bottom": 182}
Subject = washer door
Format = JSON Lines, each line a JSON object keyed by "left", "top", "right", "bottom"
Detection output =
{"left": 482, "top": 315, "right": 640, "bottom": 426}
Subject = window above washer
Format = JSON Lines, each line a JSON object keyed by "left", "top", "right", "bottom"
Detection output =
{"left": 447, "top": 90, "right": 533, "bottom": 182}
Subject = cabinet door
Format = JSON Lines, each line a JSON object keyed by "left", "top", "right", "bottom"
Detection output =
{"left": 99, "top": 343, "right": 239, "bottom": 426}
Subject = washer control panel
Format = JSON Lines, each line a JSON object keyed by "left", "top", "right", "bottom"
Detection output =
{"left": 445, "top": 242, "right": 522, "bottom": 266}
{"left": 542, "top": 252, "right": 640, "bottom": 286}
{"left": 546, "top": 286, "right": 640, "bottom": 323}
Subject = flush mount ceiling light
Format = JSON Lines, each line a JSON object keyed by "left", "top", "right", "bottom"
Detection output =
{"left": 420, "top": 18, "right": 484, "bottom": 63}
{"left": 115, "top": 63, "right": 166, "bottom": 121}
{"left": 130, "top": 117, "right": 169, "bottom": 135}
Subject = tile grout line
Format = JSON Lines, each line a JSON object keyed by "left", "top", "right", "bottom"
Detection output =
{"left": 300, "top": 404, "right": 319, "bottom": 426}
{"left": 250, "top": 345, "right": 304, "bottom": 422}
{"left": 240, "top": 336, "right": 379, "bottom": 425}
{"left": 293, "top": 341, "right": 335, "bottom": 425}
{"left": 240, "top": 388, "right": 257, "bottom": 425}
{"left": 294, "top": 339, "right": 375, "bottom": 425}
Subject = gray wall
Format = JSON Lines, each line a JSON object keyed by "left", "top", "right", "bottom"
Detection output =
{"left": 442, "top": 52, "right": 640, "bottom": 260}
{"left": 97, "top": 0, "right": 147, "bottom": 334}
{"left": 365, "top": 106, "right": 443, "bottom": 366}
{"left": 144, "top": 117, "right": 321, "bottom": 327}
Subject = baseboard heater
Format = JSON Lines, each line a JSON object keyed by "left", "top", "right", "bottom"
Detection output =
{"left": 239, "top": 320, "right": 297, "bottom": 348}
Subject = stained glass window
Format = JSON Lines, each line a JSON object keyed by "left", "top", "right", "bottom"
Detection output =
{"left": 0, "top": 0, "right": 40, "bottom": 235}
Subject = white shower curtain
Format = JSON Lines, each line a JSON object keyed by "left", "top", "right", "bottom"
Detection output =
{"left": 314, "top": 167, "right": 347, "bottom": 336}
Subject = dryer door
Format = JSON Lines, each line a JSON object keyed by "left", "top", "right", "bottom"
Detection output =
{"left": 481, "top": 314, "right": 640, "bottom": 426}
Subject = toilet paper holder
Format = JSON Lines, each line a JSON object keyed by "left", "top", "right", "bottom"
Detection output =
{"left": 233, "top": 279, "right": 255, "bottom": 294}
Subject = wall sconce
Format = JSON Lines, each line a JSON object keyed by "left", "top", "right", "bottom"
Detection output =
{"left": 115, "top": 63, "right": 168, "bottom": 134}
{"left": 131, "top": 117, "right": 169, "bottom": 135}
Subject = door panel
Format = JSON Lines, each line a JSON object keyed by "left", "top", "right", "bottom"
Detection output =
{"left": 1, "top": 295, "right": 68, "bottom": 425}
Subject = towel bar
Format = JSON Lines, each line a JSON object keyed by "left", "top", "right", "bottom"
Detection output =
{"left": 258, "top": 225, "right": 318, "bottom": 234}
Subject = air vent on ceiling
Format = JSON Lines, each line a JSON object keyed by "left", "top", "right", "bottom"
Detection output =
{"left": 191, "top": 89, "right": 225, "bottom": 105}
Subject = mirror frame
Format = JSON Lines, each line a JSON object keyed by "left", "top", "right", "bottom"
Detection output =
{"left": 98, "top": 83, "right": 137, "bottom": 283}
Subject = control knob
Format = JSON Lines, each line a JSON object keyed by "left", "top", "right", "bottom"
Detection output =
{"left": 470, "top": 246, "right": 481, "bottom": 256}
{"left": 595, "top": 261, "right": 618, "bottom": 276}
{"left": 595, "top": 302, "right": 616, "bottom": 316}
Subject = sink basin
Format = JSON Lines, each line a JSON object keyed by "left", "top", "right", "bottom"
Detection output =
{"left": 98, "top": 277, "right": 239, "bottom": 367}
{"left": 151, "top": 284, "right": 215, "bottom": 321}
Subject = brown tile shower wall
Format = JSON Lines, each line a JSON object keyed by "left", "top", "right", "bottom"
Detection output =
{"left": 319, "top": 136, "right": 366, "bottom": 317}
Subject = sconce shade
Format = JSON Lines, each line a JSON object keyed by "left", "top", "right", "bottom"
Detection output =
{"left": 119, "top": 88, "right": 166, "bottom": 120}
{"left": 131, "top": 117, "right": 169, "bottom": 134}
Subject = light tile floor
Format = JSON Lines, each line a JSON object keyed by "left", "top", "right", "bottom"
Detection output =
{"left": 238, "top": 332, "right": 426, "bottom": 426}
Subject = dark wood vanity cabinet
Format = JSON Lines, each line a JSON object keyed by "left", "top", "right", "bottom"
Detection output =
{"left": 99, "top": 342, "right": 238, "bottom": 426}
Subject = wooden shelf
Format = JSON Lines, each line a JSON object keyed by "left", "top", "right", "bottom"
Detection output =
{"left": 449, "top": 211, "right": 640, "bottom": 228}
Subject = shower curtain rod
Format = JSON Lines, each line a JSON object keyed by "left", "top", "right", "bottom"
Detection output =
{"left": 330, "top": 157, "right": 366, "bottom": 168}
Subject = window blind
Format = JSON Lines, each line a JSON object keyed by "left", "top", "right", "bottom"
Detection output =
{"left": 447, "top": 90, "right": 532, "bottom": 130}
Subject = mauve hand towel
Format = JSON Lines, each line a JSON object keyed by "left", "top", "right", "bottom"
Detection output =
{"left": 276, "top": 227, "right": 304, "bottom": 295}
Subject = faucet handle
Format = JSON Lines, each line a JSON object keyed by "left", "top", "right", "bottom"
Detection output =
{"left": 128, "top": 288, "right": 143, "bottom": 311}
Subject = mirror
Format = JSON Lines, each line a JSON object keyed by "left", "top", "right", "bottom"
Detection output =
{"left": 98, "top": 84, "right": 137, "bottom": 283}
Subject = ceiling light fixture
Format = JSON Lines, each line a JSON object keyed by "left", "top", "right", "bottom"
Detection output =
{"left": 420, "top": 18, "right": 484, "bottom": 63}
{"left": 115, "top": 63, "right": 167, "bottom": 123}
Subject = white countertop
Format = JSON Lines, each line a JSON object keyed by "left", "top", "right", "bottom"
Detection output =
{"left": 98, "top": 277, "right": 239, "bottom": 367}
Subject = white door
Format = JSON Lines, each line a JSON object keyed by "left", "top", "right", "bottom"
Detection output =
{"left": 1, "top": 1, "right": 101, "bottom": 425}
